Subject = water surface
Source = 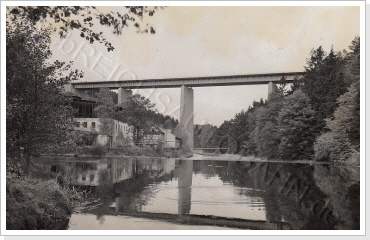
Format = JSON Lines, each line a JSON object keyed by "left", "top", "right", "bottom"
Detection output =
{"left": 38, "top": 157, "right": 360, "bottom": 230}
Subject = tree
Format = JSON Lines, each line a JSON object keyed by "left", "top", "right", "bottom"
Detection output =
{"left": 6, "top": 17, "right": 82, "bottom": 173}
{"left": 286, "top": 75, "right": 303, "bottom": 95}
{"left": 117, "top": 94, "right": 156, "bottom": 144}
{"left": 163, "top": 119, "right": 174, "bottom": 131}
{"left": 314, "top": 81, "right": 360, "bottom": 164}
{"left": 277, "top": 89, "right": 319, "bottom": 160}
{"left": 302, "top": 45, "right": 354, "bottom": 132}
{"left": 6, "top": 6, "right": 162, "bottom": 173}
{"left": 252, "top": 92, "right": 284, "bottom": 158}
{"left": 7, "top": 6, "right": 160, "bottom": 52}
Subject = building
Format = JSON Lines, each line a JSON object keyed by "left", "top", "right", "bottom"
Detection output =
{"left": 139, "top": 126, "right": 181, "bottom": 149}
{"left": 71, "top": 95, "right": 134, "bottom": 147}
{"left": 71, "top": 95, "right": 97, "bottom": 118}
{"left": 73, "top": 117, "right": 134, "bottom": 147}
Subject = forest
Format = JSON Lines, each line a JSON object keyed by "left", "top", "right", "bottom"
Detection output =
{"left": 194, "top": 37, "right": 360, "bottom": 165}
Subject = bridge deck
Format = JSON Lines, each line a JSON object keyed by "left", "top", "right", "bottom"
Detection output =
{"left": 72, "top": 72, "right": 304, "bottom": 89}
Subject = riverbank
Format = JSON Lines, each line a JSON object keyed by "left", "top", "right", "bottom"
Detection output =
{"left": 186, "top": 152, "right": 334, "bottom": 165}
{"left": 6, "top": 160, "right": 85, "bottom": 230}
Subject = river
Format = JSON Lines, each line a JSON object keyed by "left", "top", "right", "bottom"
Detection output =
{"left": 35, "top": 156, "right": 360, "bottom": 230}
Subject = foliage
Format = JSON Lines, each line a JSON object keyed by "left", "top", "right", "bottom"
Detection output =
{"left": 7, "top": 6, "right": 161, "bottom": 52}
{"left": 220, "top": 99, "right": 265, "bottom": 155}
{"left": 314, "top": 81, "right": 360, "bottom": 164}
{"left": 6, "top": 14, "right": 82, "bottom": 173}
{"left": 194, "top": 124, "right": 218, "bottom": 148}
{"left": 252, "top": 92, "right": 284, "bottom": 158}
{"left": 203, "top": 37, "right": 361, "bottom": 163}
{"left": 117, "top": 94, "right": 156, "bottom": 144}
{"left": 312, "top": 37, "right": 360, "bottom": 164}
{"left": 77, "top": 145, "right": 107, "bottom": 157}
{"left": 301, "top": 43, "right": 359, "bottom": 131}
{"left": 113, "top": 131, "right": 131, "bottom": 148}
{"left": 314, "top": 131, "right": 349, "bottom": 162}
{"left": 277, "top": 89, "right": 318, "bottom": 160}
{"left": 198, "top": 37, "right": 360, "bottom": 163}
{"left": 156, "top": 140, "right": 164, "bottom": 155}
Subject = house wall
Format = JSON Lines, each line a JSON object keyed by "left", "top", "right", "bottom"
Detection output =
{"left": 74, "top": 117, "right": 133, "bottom": 147}
{"left": 163, "top": 129, "right": 181, "bottom": 149}
{"left": 142, "top": 133, "right": 164, "bottom": 148}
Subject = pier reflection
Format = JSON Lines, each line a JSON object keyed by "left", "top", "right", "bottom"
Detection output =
{"left": 176, "top": 160, "right": 193, "bottom": 216}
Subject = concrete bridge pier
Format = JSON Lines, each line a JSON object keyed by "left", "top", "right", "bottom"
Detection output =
{"left": 118, "top": 88, "right": 132, "bottom": 105}
{"left": 180, "top": 85, "right": 194, "bottom": 150}
{"left": 268, "top": 81, "right": 277, "bottom": 96}
{"left": 64, "top": 83, "right": 87, "bottom": 97}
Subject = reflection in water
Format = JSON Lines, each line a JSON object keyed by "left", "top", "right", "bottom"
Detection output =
{"left": 313, "top": 165, "right": 360, "bottom": 230}
{"left": 38, "top": 157, "right": 360, "bottom": 230}
{"left": 176, "top": 160, "right": 193, "bottom": 216}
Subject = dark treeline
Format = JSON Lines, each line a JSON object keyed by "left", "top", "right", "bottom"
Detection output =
{"left": 196, "top": 37, "right": 360, "bottom": 164}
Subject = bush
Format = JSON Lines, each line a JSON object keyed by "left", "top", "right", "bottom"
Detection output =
{"left": 77, "top": 145, "right": 107, "bottom": 157}
{"left": 156, "top": 141, "right": 164, "bottom": 154}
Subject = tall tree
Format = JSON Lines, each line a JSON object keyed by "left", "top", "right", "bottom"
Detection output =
{"left": 117, "top": 94, "right": 156, "bottom": 144}
{"left": 302, "top": 46, "right": 350, "bottom": 131}
{"left": 6, "top": 17, "right": 82, "bottom": 172}
{"left": 252, "top": 92, "right": 284, "bottom": 158}
{"left": 314, "top": 81, "right": 360, "bottom": 164}
{"left": 277, "top": 89, "right": 318, "bottom": 160}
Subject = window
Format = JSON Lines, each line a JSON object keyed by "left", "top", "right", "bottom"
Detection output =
{"left": 83, "top": 122, "right": 88, "bottom": 128}
{"left": 74, "top": 122, "right": 81, "bottom": 127}
{"left": 92, "top": 122, "right": 96, "bottom": 128}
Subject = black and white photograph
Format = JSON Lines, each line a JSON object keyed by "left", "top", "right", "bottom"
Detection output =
{"left": 1, "top": 1, "right": 365, "bottom": 235}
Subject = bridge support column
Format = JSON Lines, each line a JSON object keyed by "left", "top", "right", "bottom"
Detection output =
{"left": 64, "top": 83, "right": 86, "bottom": 97}
{"left": 180, "top": 85, "right": 194, "bottom": 151}
{"left": 118, "top": 88, "right": 132, "bottom": 105}
{"left": 268, "top": 81, "right": 277, "bottom": 97}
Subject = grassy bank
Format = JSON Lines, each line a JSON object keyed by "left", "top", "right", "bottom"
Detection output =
{"left": 6, "top": 159, "right": 85, "bottom": 230}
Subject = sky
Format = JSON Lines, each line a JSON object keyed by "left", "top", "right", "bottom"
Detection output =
{"left": 50, "top": 5, "right": 360, "bottom": 126}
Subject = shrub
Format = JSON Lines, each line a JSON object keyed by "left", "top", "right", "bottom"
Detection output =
{"left": 156, "top": 140, "right": 164, "bottom": 154}
{"left": 77, "top": 145, "right": 107, "bottom": 157}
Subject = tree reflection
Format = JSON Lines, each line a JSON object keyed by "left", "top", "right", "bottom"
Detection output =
{"left": 113, "top": 159, "right": 175, "bottom": 213}
{"left": 313, "top": 165, "right": 360, "bottom": 230}
{"left": 214, "top": 161, "right": 359, "bottom": 230}
{"left": 43, "top": 157, "right": 360, "bottom": 230}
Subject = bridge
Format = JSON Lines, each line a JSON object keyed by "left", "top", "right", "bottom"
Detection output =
{"left": 65, "top": 72, "right": 305, "bottom": 150}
